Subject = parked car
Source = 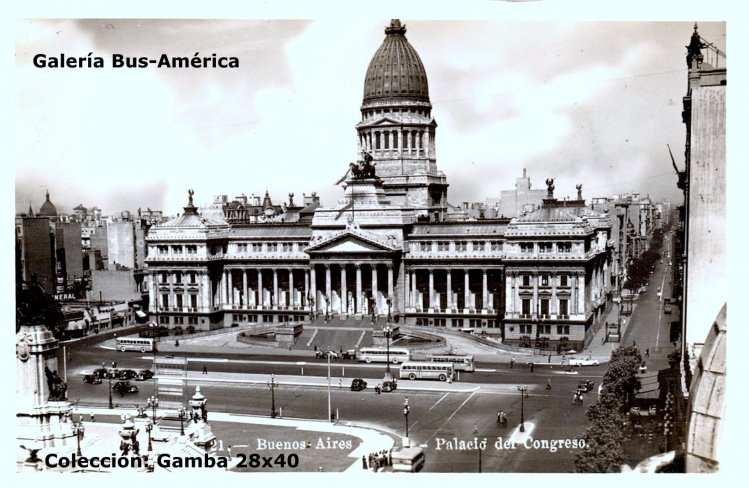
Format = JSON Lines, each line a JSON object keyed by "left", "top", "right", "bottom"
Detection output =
{"left": 664, "top": 304, "right": 673, "bottom": 314}
{"left": 568, "top": 357, "right": 599, "bottom": 366}
{"left": 112, "top": 381, "right": 139, "bottom": 394}
{"left": 118, "top": 369, "right": 138, "bottom": 380}
{"left": 381, "top": 380, "right": 397, "bottom": 393}
{"left": 135, "top": 369, "right": 154, "bottom": 381}
{"left": 341, "top": 349, "right": 357, "bottom": 360}
{"left": 82, "top": 374, "right": 102, "bottom": 384}
{"left": 316, "top": 350, "right": 340, "bottom": 360}
{"left": 577, "top": 380, "right": 595, "bottom": 392}
{"left": 93, "top": 368, "right": 110, "bottom": 379}
{"left": 350, "top": 378, "right": 367, "bottom": 391}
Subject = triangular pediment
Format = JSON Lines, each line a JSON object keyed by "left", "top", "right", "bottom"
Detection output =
{"left": 306, "top": 230, "right": 397, "bottom": 254}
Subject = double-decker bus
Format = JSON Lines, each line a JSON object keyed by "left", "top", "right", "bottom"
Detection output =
{"left": 358, "top": 347, "right": 410, "bottom": 364}
{"left": 399, "top": 361, "right": 454, "bottom": 381}
{"left": 116, "top": 337, "right": 155, "bottom": 353}
{"left": 425, "top": 353, "right": 475, "bottom": 372}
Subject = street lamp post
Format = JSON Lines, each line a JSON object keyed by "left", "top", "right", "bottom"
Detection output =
{"left": 327, "top": 352, "right": 333, "bottom": 422}
{"left": 148, "top": 396, "right": 159, "bottom": 422}
{"left": 403, "top": 396, "right": 410, "bottom": 440}
{"left": 73, "top": 416, "right": 85, "bottom": 456}
{"left": 383, "top": 325, "right": 392, "bottom": 379}
{"left": 107, "top": 372, "right": 113, "bottom": 409}
{"left": 267, "top": 374, "right": 278, "bottom": 419}
{"left": 517, "top": 385, "right": 528, "bottom": 432}
{"left": 177, "top": 406, "right": 186, "bottom": 436}
{"left": 145, "top": 419, "right": 153, "bottom": 452}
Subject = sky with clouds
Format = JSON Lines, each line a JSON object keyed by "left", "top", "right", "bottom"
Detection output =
{"left": 14, "top": 16, "right": 727, "bottom": 217}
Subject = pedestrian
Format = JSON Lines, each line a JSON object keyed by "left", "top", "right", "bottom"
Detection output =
{"left": 645, "top": 348, "right": 650, "bottom": 358}
{"left": 530, "top": 362, "right": 534, "bottom": 372}
{"left": 203, "top": 365, "right": 207, "bottom": 374}
{"left": 510, "top": 356, "right": 515, "bottom": 368}
{"left": 473, "top": 423, "right": 478, "bottom": 434}
{"left": 90, "top": 412, "right": 96, "bottom": 422}
{"left": 314, "top": 345, "right": 317, "bottom": 352}
{"left": 548, "top": 354, "right": 551, "bottom": 363}
{"left": 338, "top": 379, "right": 342, "bottom": 388}
{"left": 362, "top": 455, "right": 368, "bottom": 469}
{"left": 546, "top": 379, "right": 552, "bottom": 390}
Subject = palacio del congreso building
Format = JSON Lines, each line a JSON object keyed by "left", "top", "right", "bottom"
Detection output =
{"left": 145, "top": 20, "right": 614, "bottom": 351}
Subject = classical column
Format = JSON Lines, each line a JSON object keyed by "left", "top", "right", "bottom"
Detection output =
{"left": 148, "top": 275, "right": 156, "bottom": 313}
{"left": 446, "top": 269, "right": 453, "bottom": 309}
{"left": 340, "top": 265, "right": 348, "bottom": 314}
{"left": 411, "top": 271, "right": 417, "bottom": 309}
{"left": 302, "top": 269, "right": 310, "bottom": 307}
{"left": 532, "top": 272, "right": 539, "bottom": 317}
{"left": 273, "top": 269, "right": 278, "bottom": 308}
{"left": 387, "top": 265, "right": 394, "bottom": 302}
{"left": 325, "top": 264, "right": 332, "bottom": 302}
{"left": 257, "top": 269, "right": 263, "bottom": 308}
{"left": 578, "top": 272, "right": 585, "bottom": 315}
{"left": 405, "top": 270, "right": 411, "bottom": 308}
{"left": 308, "top": 267, "right": 314, "bottom": 307}
{"left": 464, "top": 269, "right": 470, "bottom": 310}
{"left": 242, "top": 270, "right": 248, "bottom": 309}
{"left": 371, "top": 264, "right": 378, "bottom": 312}
{"left": 355, "top": 264, "right": 362, "bottom": 313}
{"left": 428, "top": 269, "right": 434, "bottom": 309}
{"left": 218, "top": 271, "right": 225, "bottom": 308}
{"left": 424, "top": 131, "right": 430, "bottom": 158}
{"left": 227, "top": 270, "right": 234, "bottom": 308}
{"left": 551, "top": 272, "right": 557, "bottom": 316}
{"left": 202, "top": 273, "right": 211, "bottom": 312}
{"left": 289, "top": 269, "right": 294, "bottom": 309}
{"left": 482, "top": 269, "right": 488, "bottom": 311}
{"left": 506, "top": 273, "right": 514, "bottom": 315}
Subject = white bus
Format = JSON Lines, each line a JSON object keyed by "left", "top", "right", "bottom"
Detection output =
{"left": 391, "top": 447, "right": 426, "bottom": 472}
{"left": 426, "top": 354, "right": 475, "bottom": 372}
{"left": 116, "top": 337, "right": 155, "bottom": 353}
{"left": 358, "top": 347, "right": 410, "bottom": 364}
{"left": 399, "top": 361, "right": 454, "bottom": 381}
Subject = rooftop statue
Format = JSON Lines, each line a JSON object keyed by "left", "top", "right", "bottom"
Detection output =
{"left": 350, "top": 151, "right": 377, "bottom": 179}
{"left": 45, "top": 366, "right": 68, "bottom": 401}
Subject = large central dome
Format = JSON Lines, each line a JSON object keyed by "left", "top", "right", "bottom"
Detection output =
{"left": 362, "top": 19, "right": 430, "bottom": 105}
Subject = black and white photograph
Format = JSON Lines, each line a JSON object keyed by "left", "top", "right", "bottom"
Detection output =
{"left": 10, "top": 0, "right": 739, "bottom": 478}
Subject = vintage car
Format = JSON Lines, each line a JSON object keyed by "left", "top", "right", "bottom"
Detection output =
{"left": 381, "top": 380, "right": 397, "bottom": 393}
{"left": 577, "top": 379, "right": 595, "bottom": 392}
{"left": 118, "top": 369, "right": 138, "bottom": 380}
{"left": 135, "top": 369, "right": 154, "bottom": 381}
{"left": 568, "top": 357, "right": 600, "bottom": 367}
{"left": 112, "top": 381, "right": 139, "bottom": 394}
{"left": 350, "top": 378, "right": 367, "bottom": 391}
{"left": 82, "top": 374, "right": 102, "bottom": 384}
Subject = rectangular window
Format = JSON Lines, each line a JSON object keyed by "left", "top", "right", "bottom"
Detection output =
{"left": 190, "top": 294, "right": 197, "bottom": 309}
{"left": 558, "top": 242, "right": 571, "bottom": 253}
{"left": 189, "top": 272, "right": 197, "bottom": 284}
{"left": 540, "top": 299, "right": 549, "bottom": 316}
{"left": 252, "top": 243, "right": 263, "bottom": 252}
{"left": 282, "top": 242, "right": 293, "bottom": 252}
{"left": 520, "top": 242, "right": 533, "bottom": 254}
{"left": 456, "top": 242, "right": 467, "bottom": 252}
{"left": 171, "top": 245, "right": 183, "bottom": 254}
{"left": 451, "top": 318, "right": 464, "bottom": 328}
{"left": 438, "top": 241, "right": 449, "bottom": 252}
{"left": 539, "top": 324, "right": 551, "bottom": 334}
{"left": 539, "top": 243, "right": 552, "bottom": 253}
{"left": 556, "top": 325, "right": 570, "bottom": 335}
{"left": 519, "top": 324, "right": 532, "bottom": 334}
{"left": 159, "top": 316, "right": 169, "bottom": 325}
{"left": 522, "top": 275, "right": 530, "bottom": 287}
{"left": 188, "top": 316, "right": 198, "bottom": 325}
{"left": 161, "top": 294, "right": 169, "bottom": 308}
{"left": 176, "top": 295, "right": 183, "bottom": 308}
{"left": 491, "top": 241, "right": 502, "bottom": 251}
{"left": 174, "top": 272, "right": 182, "bottom": 284}
{"left": 472, "top": 241, "right": 483, "bottom": 252}
{"left": 160, "top": 272, "right": 168, "bottom": 284}
{"left": 541, "top": 274, "right": 550, "bottom": 286}
{"left": 522, "top": 299, "right": 531, "bottom": 316}
{"left": 267, "top": 243, "right": 278, "bottom": 252}
{"left": 237, "top": 243, "right": 248, "bottom": 252}
{"left": 559, "top": 299, "right": 569, "bottom": 317}
{"left": 186, "top": 245, "right": 198, "bottom": 254}
{"left": 560, "top": 275, "right": 568, "bottom": 287}
{"left": 174, "top": 316, "right": 184, "bottom": 325}
{"left": 157, "top": 245, "right": 168, "bottom": 255}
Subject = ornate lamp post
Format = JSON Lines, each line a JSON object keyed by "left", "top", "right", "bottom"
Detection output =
{"left": 517, "top": 385, "right": 528, "bottom": 432}
{"left": 145, "top": 419, "right": 153, "bottom": 452}
{"left": 107, "top": 370, "right": 113, "bottom": 409}
{"left": 403, "top": 396, "right": 410, "bottom": 439}
{"left": 383, "top": 324, "right": 392, "bottom": 380}
{"left": 148, "top": 395, "right": 159, "bottom": 422}
{"left": 177, "top": 406, "right": 187, "bottom": 436}
{"left": 267, "top": 374, "right": 278, "bottom": 419}
{"left": 73, "top": 416, "right": 85, "bottom": 456}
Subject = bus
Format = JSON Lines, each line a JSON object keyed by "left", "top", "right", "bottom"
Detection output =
{"left": 399, "top": 361, "right": 454, "bottom": 381}
{"left": 116, "top": 337, "right": 155, "bottom": 353}
{"left": 358, "top": 347, "right": 410, "bottom": 364}
{"left": 391, "top": 447, "right": 425, "bottom": 472}
{"left": 425, "top": 354, "right": 475, "bottom": 372}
